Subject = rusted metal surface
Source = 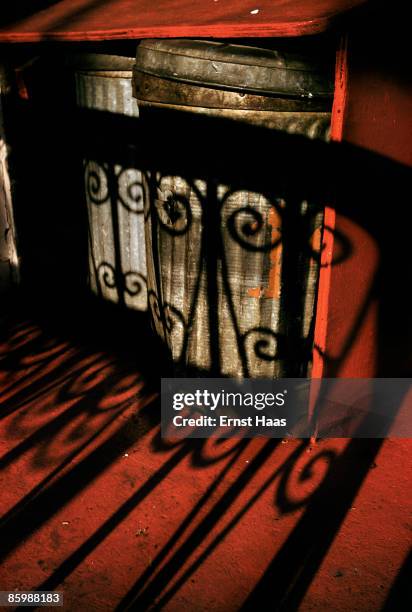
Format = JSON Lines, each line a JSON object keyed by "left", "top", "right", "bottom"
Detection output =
{"left": 134, "top": 39, "right": 332, "bottom": 138}
{"left": 134, "top": 72, "right": 331, "bottom": 112}
{"left": 136, "top": 39, "right": 334, "bottom": 99}
{"left": 74, "top": 55, "right": 147, "bottom": 311}
{"left": 135, "top": 39, "right": 332, "bottom": 377}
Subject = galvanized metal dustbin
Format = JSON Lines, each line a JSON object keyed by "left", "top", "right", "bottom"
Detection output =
{"left": 72, "top": 53, "right": 148, "bottom": 311}
{"left": 133, "top": 39, "right": 334, "bottom": 377}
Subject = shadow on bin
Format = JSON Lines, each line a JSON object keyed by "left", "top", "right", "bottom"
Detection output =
{"left": 133, "top": 38, "right": 336, "bottom": 378}
{"left": 72, "top": 53, "right": 148, "bottom": 312}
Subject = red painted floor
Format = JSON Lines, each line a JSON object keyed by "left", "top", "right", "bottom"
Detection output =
{"left": 0, "top": 291, "right": 410, "bottom": 611}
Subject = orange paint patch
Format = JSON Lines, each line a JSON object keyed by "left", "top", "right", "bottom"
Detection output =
{"left": 248, "top": 207, "right": 282, "bottom": 299}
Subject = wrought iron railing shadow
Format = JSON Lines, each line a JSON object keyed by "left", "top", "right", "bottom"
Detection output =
{"left": 1, "top": 80, "right": 412, "bottom": 610}
{"left": 77, "top": 106, "right": 352, "bottom": 379}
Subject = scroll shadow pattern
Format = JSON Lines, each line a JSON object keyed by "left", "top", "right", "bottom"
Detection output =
{"left": 0, "top": 300, "right": 401, "bottom": 612}
{"left": 143, "top": 170, "right": 350, "bottom": 378}
{"left": 0, "top": 307, "right": 344, "bottom": 601}
{"left": 84, "top": 159, "right": 148, "bottom": 312}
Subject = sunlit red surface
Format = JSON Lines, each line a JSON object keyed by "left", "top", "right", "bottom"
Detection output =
{"left": 0, "top": 0, "right": 368, "bottom": 42}
{"left": 0, "top": 295, "right": 410, "bottom": 611}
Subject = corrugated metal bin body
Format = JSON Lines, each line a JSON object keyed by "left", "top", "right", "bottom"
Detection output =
{"left": 74, "top": 54, "right": 147, "bottom": 311}
{"left": 134, "top": 39, "right": 333, "bottom": 377}
{"left": 0, "top": 64, "right": 19, "bottom": 292}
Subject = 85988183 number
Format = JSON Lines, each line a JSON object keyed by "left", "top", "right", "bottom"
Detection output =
{"left": 0, "top": 591, "right": 63, "bottom": 607}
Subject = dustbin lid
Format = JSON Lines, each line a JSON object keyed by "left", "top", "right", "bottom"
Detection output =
{"left": 66, "top": 53, "right": 135, "bottom": 73}
{"left": 135, "top": 39, "right": 334, "bottom": 99}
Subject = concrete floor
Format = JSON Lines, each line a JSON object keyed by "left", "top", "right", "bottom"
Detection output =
{"left": 0, "top": 292, "right": 410, "bottom": 611}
